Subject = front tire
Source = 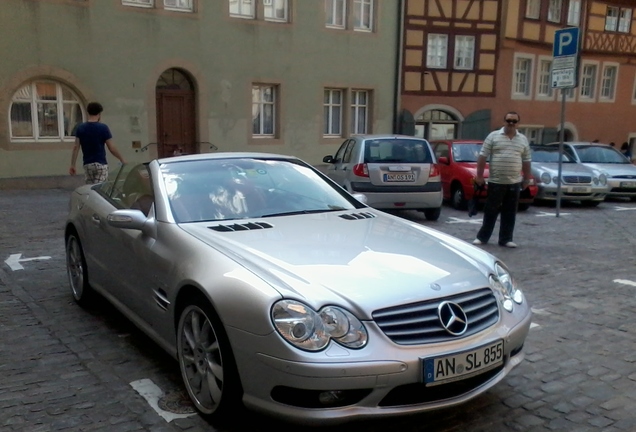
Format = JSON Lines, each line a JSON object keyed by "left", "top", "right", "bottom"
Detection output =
{"left": 451, "top": 186, "right": 466, "bottom": 210}
{"left": 65, "top": 232, "right": 94, "bottom": 306}
{"left": 177, "top": 298, "right": 242, "bottom": 420}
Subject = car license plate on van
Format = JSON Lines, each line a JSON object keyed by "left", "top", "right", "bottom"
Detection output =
{"left": 384, "top": 173, "right": 415, "bottom": 182}
{"left": 423, "top": 340, "right": 504, "bottom": 386}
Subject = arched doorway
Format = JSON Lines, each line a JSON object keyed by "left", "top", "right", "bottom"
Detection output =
{"left": 156, "top": 68, "right": 196, "bottom": 158}
{"left": 415, "top": 109, "right": 460, "bottom": 140}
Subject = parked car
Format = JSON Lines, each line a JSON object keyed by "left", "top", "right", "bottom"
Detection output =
{"left": 65, "top": 153, "right": 531, "bottom": 424}
{"left": 322, "top": 135, "right": 443, "bottom": 220}
{"left": 546, "top": 142, "right": 636, "bottom": 200}
{"left": 530, "top": 145, "right": 608, "bottom": 206}
{"left": 430, "top": 140, "right": 538, "bottom": 210}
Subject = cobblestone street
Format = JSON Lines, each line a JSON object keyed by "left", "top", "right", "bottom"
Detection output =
{"left": 1, "top": 189, "right": 636, "bottom": 431}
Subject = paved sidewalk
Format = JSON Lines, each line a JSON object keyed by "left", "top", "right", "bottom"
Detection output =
{"left": 1, "top": 189, "right": 636, "bottom": 431}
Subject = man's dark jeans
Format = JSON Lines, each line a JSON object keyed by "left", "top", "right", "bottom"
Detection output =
{"left": 476, "top": 182, "right": 521, "bottom": 245}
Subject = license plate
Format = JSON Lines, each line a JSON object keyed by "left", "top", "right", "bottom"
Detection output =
{"left": 423, "top": 340, "right": 504, "bottom": 386}
{"left": 384, "top": 173, "right": 415, "bottom": 182}
{"left": 570, "top": 186, "right": 591, "bottom": 193}
{"left": 621, "top": 181, "right": 636, "bottom": 187}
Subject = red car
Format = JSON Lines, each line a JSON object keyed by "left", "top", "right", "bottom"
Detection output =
{"left": 430, "top": 140, "right": 537, "bottom": 211}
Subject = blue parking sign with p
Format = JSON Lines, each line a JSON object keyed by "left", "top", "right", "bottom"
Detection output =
{"left": 553, "top": 27, "right": 580, "bottom": 57}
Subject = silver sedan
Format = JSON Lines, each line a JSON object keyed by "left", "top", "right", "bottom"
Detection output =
{"left": 531, "top": 145, "right": 608, "bottom": 206}
{"left": 65, "top": 152, "right": 531, "bottom": 424}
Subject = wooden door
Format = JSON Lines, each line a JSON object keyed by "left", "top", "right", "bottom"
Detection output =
{"left": 155, "top": 69, "right": 196, "bottom": 158}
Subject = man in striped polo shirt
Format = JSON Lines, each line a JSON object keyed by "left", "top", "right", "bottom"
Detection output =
{"left": 472, "top": 111, "right": 532, "bottom": 248}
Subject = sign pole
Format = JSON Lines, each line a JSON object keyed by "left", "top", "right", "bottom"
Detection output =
{"left": 556, "top": 90, "right": 566, "bottom": 217}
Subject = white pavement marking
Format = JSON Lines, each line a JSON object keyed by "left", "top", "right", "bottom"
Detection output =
{"left": 445, "top": 217, "right": 483, "bottom": 225}
{"left": 4, "top": 253, "right": 52, "bottom": 271}
{"left": 531, "top": 308, "right": 551, "bottom": 315}
{"left": 613, "top": 206, "right": 636, "bottom": 212}
{"left": 614, "top": 279, "right": 636, "bottom": 287}
{"left": 130, "top": 379, "right": 195, "bottom": 422}
{"left": 535, "top": 211, "right": 571, "bottom": 217}
{"left": 530, "top": 322, "right": 541, "bottom": 329}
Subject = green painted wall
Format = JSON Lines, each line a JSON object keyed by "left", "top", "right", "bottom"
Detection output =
{"left": 0, "top": 1, "right": 400, "bottom": 184}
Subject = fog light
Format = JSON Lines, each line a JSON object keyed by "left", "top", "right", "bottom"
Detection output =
{"left": 318, "top": 390, "right": 345, "bottom": 405}
{"left": 503, "top": 299, "right": 513, "bottom": 312}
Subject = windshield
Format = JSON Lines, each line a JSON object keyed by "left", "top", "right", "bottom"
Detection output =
{"left": 575, "top": 146, "right": 630, "bottom": 164}
{"left": 363, "top": 139, "right": 433, "bottom": 163}
{"left": 531, "top": 148, "right": 574, "bottom": 163}
{"left": 452, "top": 143, "right": 482, "bottom": 162}
{"left": 160, "top": 158, "right": 363, "bottom": 223}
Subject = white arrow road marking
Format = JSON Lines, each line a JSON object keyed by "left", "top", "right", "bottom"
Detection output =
{"left": 130, "top": 379, "right": 195, "bottom": 422}
{"left": 535, "top": 211, "right": 571, "bottom": 217}
{"left": 530, "top": 322, "right": 541, "bottom": 329}
{"left": 614, "top": 279, "right": 636, "bottom": 287}
{"left": 531, "top": 308, "right": 551, "bottom": 315}
{"left": 445, "top": 217, "right": 483, "bottom": 225}
{"left": 613, "top": 206, "right": 636, "bottom": 212}
{"left": 4, "top": 253, "right": 52, "bottom": 271}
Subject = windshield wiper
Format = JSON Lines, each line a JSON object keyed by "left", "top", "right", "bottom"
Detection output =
{"left": 260, "top": 209, "right": 339, "bottom": 217}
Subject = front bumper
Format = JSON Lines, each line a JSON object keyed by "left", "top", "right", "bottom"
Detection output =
{"left": 607, "top": 178, "right": 636, "bottom": 198}
{"left": 227, "top": 303, "right": 532, "bottom": 424}
{"left": 535, "top": 184, "right": 607, "bottom": 201}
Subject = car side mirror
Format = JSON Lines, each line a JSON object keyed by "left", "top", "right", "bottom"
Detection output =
{"left": 323, "top": 155, "right": 335, "bottom": 164}
{"left": 107, "top": 209, "right": 156, "bottom": 237}
{"left": 437, "top": 156, "right": 449, "bottom": 165}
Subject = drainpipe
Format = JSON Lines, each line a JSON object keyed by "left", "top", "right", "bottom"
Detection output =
{"left": 393, "top": 0, "right": 405, "bottom": 134}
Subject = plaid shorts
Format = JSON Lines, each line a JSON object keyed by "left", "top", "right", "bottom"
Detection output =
{"left": 84, "top": 163, "right": 109, "bottom": 184}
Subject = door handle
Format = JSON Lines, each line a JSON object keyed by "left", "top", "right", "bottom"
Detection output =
{"left": 91, "top": 214, "right": 100, "bottom": 225}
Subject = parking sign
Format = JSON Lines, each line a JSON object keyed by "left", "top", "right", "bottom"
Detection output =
{"left": 552, "top": 27, "right": 580, "bottom": 89}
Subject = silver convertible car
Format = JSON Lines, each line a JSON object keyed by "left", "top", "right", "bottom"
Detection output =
{"left": 65, "top": 153, "right": 531, "bottom": 424}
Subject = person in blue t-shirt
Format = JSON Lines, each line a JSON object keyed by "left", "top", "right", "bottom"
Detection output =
{"left": 69, "top": 102, "right": 126, "bottom": 184}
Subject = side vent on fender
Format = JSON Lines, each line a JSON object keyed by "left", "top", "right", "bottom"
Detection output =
{"left": 209, "top": 222, "right": 274, "bottom": 232}
{"left": 339, "top": 212, "right": 377, "bottom": 220}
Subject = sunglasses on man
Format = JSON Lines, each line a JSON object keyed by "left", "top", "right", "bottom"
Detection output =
{"left": 505, "top": 119, "right": 519, "bottom": 124}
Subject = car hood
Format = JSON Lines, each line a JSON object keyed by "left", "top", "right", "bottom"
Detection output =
{"left": 455, "top": 163, "right": 489, "bottom": 177}
{"left": 580, "top": 163, "right": 636, "bottom": 177}
{"left": 179, "top": 211, "right": 496, "bottom": 317}
{"left": 532, "top": 162, "right": 596, "bottom": 175}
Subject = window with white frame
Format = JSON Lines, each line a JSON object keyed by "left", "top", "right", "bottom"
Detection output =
{"left": 519, "top": 127, "right": 543, "bottom": 145}
{"left": 605, "top": 6, "right": 619, "bottom": 31}
{"left": 230, "top": 0, "right": 256, "bottom": 19}
{"left": 579, "top": 63, "right": 598, "bottom": 99}
{"left": 427, "top": 34, "right": 448, "bottom": 69}
{"left": 325, "top": 0, "right": 346, "bottom": 28}
{"left": 548, "top": 0, "right": 563, "bottom": 22}
{"left": 537, "top": 59, "right": 554, "bottom": 98}
{"left": 122, "top": 0, "right": 153, "bottom": 7}
{"left": 513, "top": 56, "right": 533, "bottom": 97}
{"left": 353, "top": 0, "right": 373, "bottom": 31}
{"left": 10, "top": 81, "right": 84, "bottom": 141}
{"left": 525, "top": 0, "right": 540, "bottom": 19}
{"left": 350, "top": 90, "right": 369, "bottom": 135}
{"left": 325, "top": 0, "right": 374, "bottom": 31}
{"left": 264, "top": 0, "right": 288, "bottom": 22}
{"left": 164, "top": 0, "right": 193, "bottom": 11}
{"left": 252, "top": 85, "right": 277, "bottom": 137}
{"left": 454, "top": 36, "right": 475, "bottom": 70}
{"left": 567, "top": 0, "right": 581, "bottom": 25}
{"left": 324, "top": 89, "right": 343, "bottom": 136}
{"left": 619, "top": 8, "right": 632, "bottom": 33}
{"left": 600, "top": 64, "right": 618, "bottom": 100}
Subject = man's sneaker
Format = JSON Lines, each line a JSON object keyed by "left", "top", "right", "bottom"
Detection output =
{"left": 500, "top": 241, "right": 517, "bottom": 248}
{"left": 472, "top": 239, "right": 483, "bottom": 245}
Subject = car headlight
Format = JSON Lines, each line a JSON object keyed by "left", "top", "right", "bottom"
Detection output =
{"left": 540, "top": 172, "right": 551, "bottom": 184}
{"left": 489, "top": 262, "right": 524, "bottom": 312}
{"left": 599, "top": 174, "right": 607, "bottom": 186}
{"left": 271, "top": 300, "right": 368, "bottom": 351}
{"left": 593, "top": 176, "right": 599, "bottom": 185}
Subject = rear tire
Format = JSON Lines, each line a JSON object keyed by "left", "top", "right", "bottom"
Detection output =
{"left": 517, "top": 203, "right": 530, "bottom": 211}
{"left": 422, "top": 207, "right": 441, "bottom": 221}
{"left": 65, "top": 232, "right": 94, "bottom": 306}
{"left": 177, "top": 295, "right": 242, "bottom": 422}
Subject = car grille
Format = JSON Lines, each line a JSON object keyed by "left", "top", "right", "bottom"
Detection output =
{"left": 563, "top": 175, "right": 591, "bottom": 184}
{"left": 209, "top": 222, "right": 273, "bottom": 232}
{"left": 339, "top": 212, "right": 376, "bottom": 220}
{"left": 372, "top": 288, "right": 499, "bottom": 345}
